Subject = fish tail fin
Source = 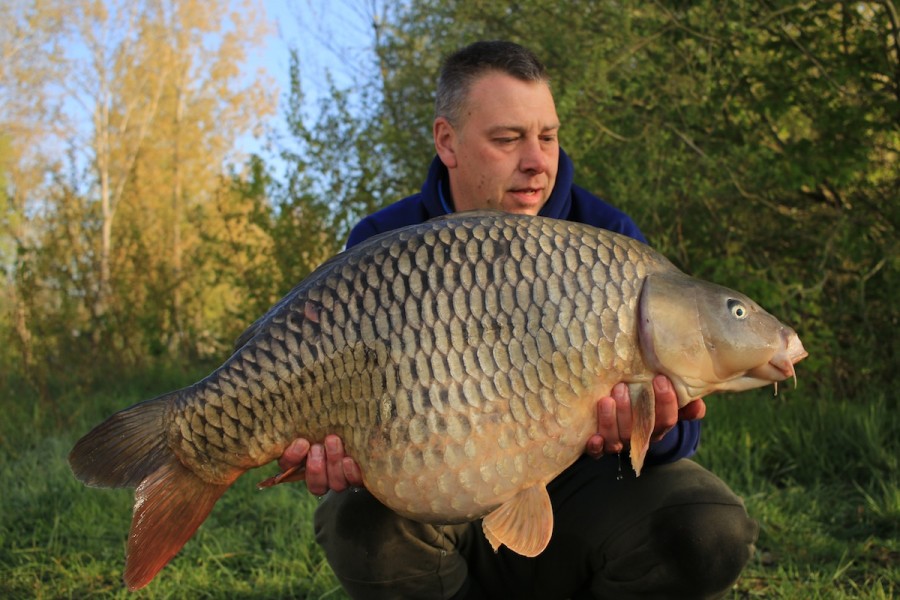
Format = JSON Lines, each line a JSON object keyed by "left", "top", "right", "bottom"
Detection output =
{"left": 68, "top": 391, "right": 238, "bottom": 590}
{"left": 628, "top": 383, "right": 656, "bottom": 477}
{"left": 69, "top": 394, "right": 173, "bottom": 488}
{"left": 125, "top": 459, "right": 232, "bottom": 590}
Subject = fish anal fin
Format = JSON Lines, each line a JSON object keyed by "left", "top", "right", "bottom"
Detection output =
{"left": 125, "top": 460, "right": 237, "bottom": 590}
{"left": 482, "top": 484, "right": 553, "bottom": 557}
{"left": 628, "top": 383, "right": 656, "bottom": 477}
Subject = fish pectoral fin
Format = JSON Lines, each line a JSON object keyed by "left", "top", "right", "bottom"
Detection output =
{"left": 481, "top": 484, "right": 553, "bottom": 557}
{"left": 125, "top": 460, "right": 236, "bottom": 590}
{"left": 628, "top": 383, "right": 656, "bottom": 477}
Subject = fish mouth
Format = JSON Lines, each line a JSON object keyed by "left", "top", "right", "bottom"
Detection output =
{"left": 745, "top": 329, "right": 808, "bottom": 395}
{"left": 678, "top": 328, "right": 809, "bottom": 399}
{"left": 746, "top": 361, "right": 795, "bottom": 383}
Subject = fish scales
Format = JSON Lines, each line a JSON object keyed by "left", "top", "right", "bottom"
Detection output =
{"left": 193, "top": 216, "right": 630, "bottom": 503}
{"left": 69, "top": 210, "right": 807, "bottom": 589}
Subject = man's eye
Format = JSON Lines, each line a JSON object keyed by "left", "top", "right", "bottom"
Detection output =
{"left": 495, "top": 137, "right": 518, "bottom": 144}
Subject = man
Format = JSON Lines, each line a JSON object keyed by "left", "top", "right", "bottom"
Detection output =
{"left": 279, "top": 41, "right": 757, "bottom": 599}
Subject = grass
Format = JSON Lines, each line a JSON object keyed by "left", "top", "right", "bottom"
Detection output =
{"left": 0, "top": 365, "right": 345, "bottom": 599}
{"left": 0, "top": 366, "right": 896, "bottom": 599}
{"left": 696, "top": 390, "right": 898, "bottom": 598}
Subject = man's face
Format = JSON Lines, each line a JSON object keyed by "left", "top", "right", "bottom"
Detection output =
{"left": 434, "top": 71, "right": 560, "bottom": 216}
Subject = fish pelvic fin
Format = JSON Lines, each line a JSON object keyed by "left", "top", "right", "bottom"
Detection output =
{"left": 628, "top": 383, "right": 656, "bottom": 477}
{"left": 68, "top": 390, "right": 239, "bottom": 589}
{"left": 125, "top": 459, "right": 233, "bottom": 590}
{"left": 482, "top": 483, "right": 553, "bottom": 557}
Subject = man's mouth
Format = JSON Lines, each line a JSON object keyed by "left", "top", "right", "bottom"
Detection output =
{"left": 510, "top": 187, "right": 542, "bottom": 197}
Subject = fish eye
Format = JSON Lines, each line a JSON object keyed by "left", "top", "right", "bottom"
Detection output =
{"left": 727, "top": 299, "right": 748, "bottom": 319}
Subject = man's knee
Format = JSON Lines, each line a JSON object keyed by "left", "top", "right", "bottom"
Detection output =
{"left": 314, "top": 489, "right": 434, "bottom": 580}
{"left": 314, "top": 490, "right": 470, "bottom": 599}
{"left": 315, "top": 488, "right": 412, "bottom": 563}
{"left": 653, "top": 501, "right": 759, "bottom": 598}
{"left": 578, "top": 461, "right": 760, "bottom": 600}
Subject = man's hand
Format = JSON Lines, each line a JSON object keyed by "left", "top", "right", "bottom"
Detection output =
{"left": 277, "top": 435, "right": 363, "bottom": 496}
{"left": 584, "top": 375, "right": 706, "bottom": 458}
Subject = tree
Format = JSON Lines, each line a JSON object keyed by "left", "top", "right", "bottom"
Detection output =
{"left": 0, "top": 0, "right": 68, "bottom": 380}
{"left": 3, "top": 0, "right": 276, "bottom": 383}
{"left": 114, "top": 0, "right": 275, "bottom": 356}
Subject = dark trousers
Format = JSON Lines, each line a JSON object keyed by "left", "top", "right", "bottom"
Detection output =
{"left": 314, "top": 458, "right": 758, "bottom": 599}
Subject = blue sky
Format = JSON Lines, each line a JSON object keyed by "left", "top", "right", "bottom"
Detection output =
{"left": 47, "top": 1, "right": 375, "bottom": 171}
{"left": 241, "top": 1, "right": 375, "bottom": 159}
{"left": 259, "top": 1, "right": 372, "bottom": 112}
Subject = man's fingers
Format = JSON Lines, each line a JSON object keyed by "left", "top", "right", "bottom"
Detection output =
{"left": 679, "top": 398, "right": 707, "bottom": 421}
{"left": 324, "top": 435, "right": 348, "bottom": 492}
{"left": 596, "top": 392, "right": 623, "bottom": 454}
{"left": 652, "top": 375, "right": 678, "bottom": 441}
{"left": 613, "top": 384, "right": 632, "bottom": 442}
{"left": 585, "top": 433, "right": 605, "bottom": 458}
{"left": 274, "top": 436, "right": 362, "bottom": 494}
{"left": 278, "top": 438, "right": 311, "bottom": 471}
{"left": 305, "top": 443, "right": 328, "bottom": 496}
{"left": 342, "top": 457, "right": 364, "bottom": 487}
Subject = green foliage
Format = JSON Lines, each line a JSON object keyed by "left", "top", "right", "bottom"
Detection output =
{"left": 278, "top": 44, "right": 431, "bottom": 235}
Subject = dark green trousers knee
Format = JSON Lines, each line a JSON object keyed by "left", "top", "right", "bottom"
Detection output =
{"left": 314, "top": 458, "right": 758, "bottom": 599}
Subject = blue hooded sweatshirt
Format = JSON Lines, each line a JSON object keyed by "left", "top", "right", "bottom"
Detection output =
{"left": 346, "top": 149, "right": 700, "bottom": 465}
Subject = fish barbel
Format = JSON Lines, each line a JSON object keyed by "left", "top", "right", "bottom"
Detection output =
{"left": 69, "top": 211, "right": 807, "bottom": 589}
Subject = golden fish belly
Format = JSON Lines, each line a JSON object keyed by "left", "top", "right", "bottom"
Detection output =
{"left": 360, "top": 391, "right": 601, "bottom": 521}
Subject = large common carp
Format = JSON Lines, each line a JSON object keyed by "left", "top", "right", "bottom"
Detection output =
{"left": 69, "top": 211, "right": 807, "bottom": 590}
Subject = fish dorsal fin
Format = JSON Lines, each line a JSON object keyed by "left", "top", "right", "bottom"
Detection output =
{"left": 628, "top": 382, "right": 657, "bottom": 476}
{"left": 482, "top": 483, "right": 553, "bottom": 557}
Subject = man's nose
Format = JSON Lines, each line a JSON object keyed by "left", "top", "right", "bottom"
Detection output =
{"left": 518, "top": 137, "right": 549, "bottom": 173}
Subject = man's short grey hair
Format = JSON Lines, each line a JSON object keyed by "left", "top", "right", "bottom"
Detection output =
{"left": 435, "top": 40, "right": 550, "bottom": 126}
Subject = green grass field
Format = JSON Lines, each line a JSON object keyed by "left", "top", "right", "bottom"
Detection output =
{"left": 1, "top": 365, "right": 896, "bottom": 599}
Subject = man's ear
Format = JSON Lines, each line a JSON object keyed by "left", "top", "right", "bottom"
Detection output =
{"left": 433, "top": 117, "right": 458, "bottom": 169}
